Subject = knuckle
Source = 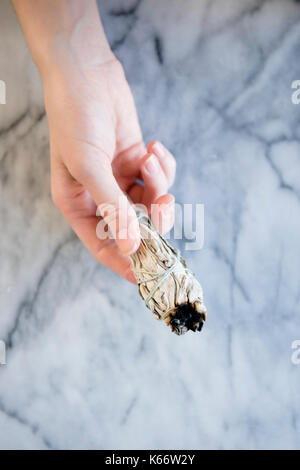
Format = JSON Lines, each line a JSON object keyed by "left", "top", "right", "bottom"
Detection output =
{"left": 69, "top": 160, "right": 96, "bottom": 184}
{"left": 74, "top": 152, "right": 111, "bottom": 182}
{"left": 74, "top": 159, "right": 93, "bottom": 181}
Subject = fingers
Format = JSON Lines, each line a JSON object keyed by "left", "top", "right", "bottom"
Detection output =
{"left": 112, "top": 140, "right": 146, "bottom": 186}
{"left": 138, "top": 145, "right": 175, "bottom": 234}
{"left": 148, "top": 141, "right": 176, "bottom": 187}
{"left": 151, "top": 193, "right": 175, "bottom": 235}
{"left": 139, "top": 141, "right": 176, "bottom": 209}
{"left": 128, "top": 181, "right": 144, "bottom": 204}
{"left": 50, "top": 139, "right": 176, "bottom": 283}
{"left": 51, "top": 159, "right": 137, "bottom": 283}
{"left": 140, "top": 152, "right": 168, "bottom": 208}
{"left": 66, "top": 145, "right": 140, "bottom": 256}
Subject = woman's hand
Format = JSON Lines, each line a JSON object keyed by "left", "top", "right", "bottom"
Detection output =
{"left": 44, "top": 58, "right": 176, "bottom": 283}
{"left": 12, "top": 0, "right": 176, "bottom": 283}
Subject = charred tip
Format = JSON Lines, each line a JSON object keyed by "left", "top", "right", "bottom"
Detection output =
{"left": 168, "top": 303, "right": 206, "bottom": 335}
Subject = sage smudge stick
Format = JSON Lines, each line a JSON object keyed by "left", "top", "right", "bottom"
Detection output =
{"left": 129, "top": 207, "right": 207, "bottom": 335}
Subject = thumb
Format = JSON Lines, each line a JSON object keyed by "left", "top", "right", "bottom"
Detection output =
{"left": 69, "top": 154, "right": 140, "bottom": 255}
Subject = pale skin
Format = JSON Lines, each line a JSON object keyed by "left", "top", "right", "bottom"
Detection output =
{"left": 12, "top": 0, "right": 176, "bottom": 283}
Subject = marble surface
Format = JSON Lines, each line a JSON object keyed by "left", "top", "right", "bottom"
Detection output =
{"left": 0, "top": 0, "right": 300, "bottom": 450}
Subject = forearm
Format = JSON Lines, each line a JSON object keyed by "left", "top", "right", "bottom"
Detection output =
{"left": 12, "top": 0, "right": 114, "bottom": 78}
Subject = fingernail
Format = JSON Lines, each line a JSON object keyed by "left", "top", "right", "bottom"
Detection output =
{"left": 144, "top": 154, "right": 160, "bottom": 174}
{"left": 119, "top": 238, "right": 140, "bottom": 256}
{"left": 162, "top": 200, "right": 174, "bottom": 216}
{"left": 127, "top": 239, "right": 140, "bottom": 255}
{"left": 123, "top": 220, "right": 140, "bottom": 255}
{"left": 153, "top": 141, "right": 166, "bottom": 159}
{"left": 162, "top": 208, "right": 173, "bottom": 220}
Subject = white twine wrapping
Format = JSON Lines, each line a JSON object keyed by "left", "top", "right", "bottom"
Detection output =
{"left": 129, "top": 208, "right": 207, "bottom": 332}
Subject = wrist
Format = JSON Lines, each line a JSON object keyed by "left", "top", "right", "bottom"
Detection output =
{"left": 38, "top": 33, "right": 115, "bottom": 83}
{"left": 13, "top": 0, "right": 114, "bottom": 80}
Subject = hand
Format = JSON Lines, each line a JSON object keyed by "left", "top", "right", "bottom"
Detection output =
{"left": 45, "top": 57, "right": 176, "bottom": 283}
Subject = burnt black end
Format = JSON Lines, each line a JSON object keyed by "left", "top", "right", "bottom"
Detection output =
{"left": 169, "top": 303, "right": 205, "bottom": 336}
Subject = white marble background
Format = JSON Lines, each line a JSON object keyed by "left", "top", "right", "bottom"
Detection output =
{"left": 0, "top": 0, "right": 300, "bottom": 450}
